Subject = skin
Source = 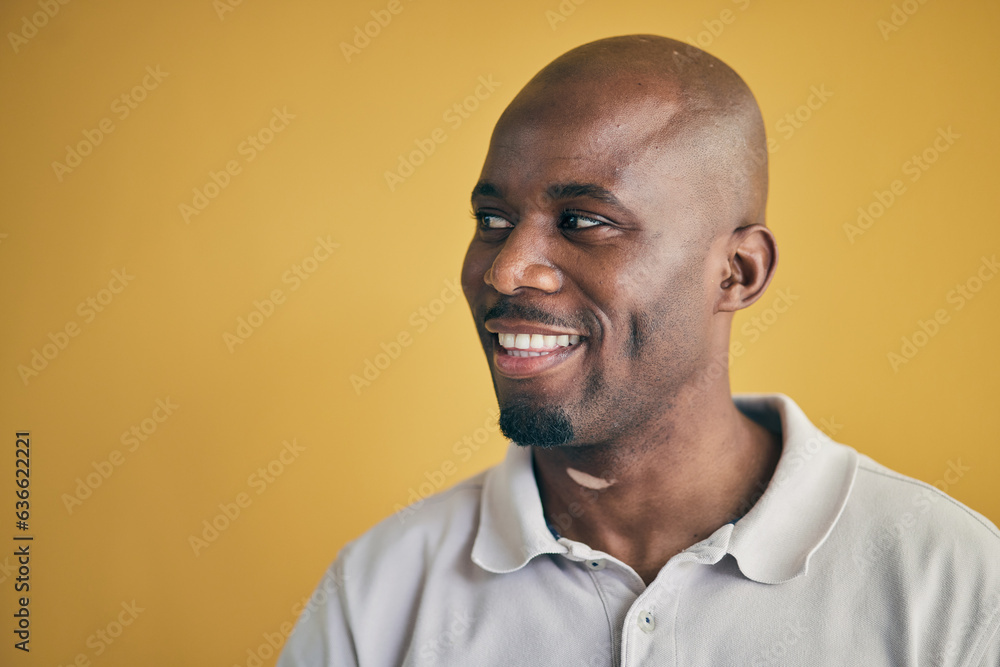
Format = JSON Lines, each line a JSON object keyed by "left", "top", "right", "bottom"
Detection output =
{"left": 461, "top": 35, "right": 782, "bottom": 586}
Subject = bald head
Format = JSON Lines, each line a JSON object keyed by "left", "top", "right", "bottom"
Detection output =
{"left": 493, "top": 34, "right": 768, "bottom": 237}
{"left": 463, "top": 35, "right": 780, "bottom": 450}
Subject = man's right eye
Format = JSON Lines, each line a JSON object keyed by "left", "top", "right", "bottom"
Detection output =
{"left": 476, "top": 212, "right": 513, "bottom": 229}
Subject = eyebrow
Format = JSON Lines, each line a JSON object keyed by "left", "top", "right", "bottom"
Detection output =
{"left": 545, "top": 182, "right": 625, "bottom": 209}
{"left": 471, "top": 181, "right": 627, "bottom": 210}
{"left": 471, "top": 181, "right": 503, "bottom": 202}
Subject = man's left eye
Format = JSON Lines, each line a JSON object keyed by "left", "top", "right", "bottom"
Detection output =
{"left": 562, "top": 213, "right": 603, "bottom": 229}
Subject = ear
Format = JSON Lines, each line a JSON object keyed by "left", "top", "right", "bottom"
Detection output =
{"left": 716, "top": 224, "right": 778, "bottom": 313}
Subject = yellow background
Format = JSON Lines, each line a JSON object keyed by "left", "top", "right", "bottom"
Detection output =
{"left": 1, "top": 0, "right": 998, "bottom": 664}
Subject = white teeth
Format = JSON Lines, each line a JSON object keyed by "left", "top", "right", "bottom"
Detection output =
{"left": 497, "top": 331, "right": 584, "bottom": 350}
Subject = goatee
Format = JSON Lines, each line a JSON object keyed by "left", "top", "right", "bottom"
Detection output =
{"left": 498, "top": 401, "right": 574, "bottom": 448}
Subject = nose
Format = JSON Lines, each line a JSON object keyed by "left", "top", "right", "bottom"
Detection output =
{"left": 483, "top": 220, "right": 562, "bottom": 295}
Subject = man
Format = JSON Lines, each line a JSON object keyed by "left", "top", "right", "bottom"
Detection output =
{"left": 279, "top": 35, "right": 1000, "bottom": 666}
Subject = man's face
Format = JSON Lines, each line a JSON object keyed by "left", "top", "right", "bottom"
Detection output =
{"left": 462, "top": 87, "right": 723, "bottom": 448}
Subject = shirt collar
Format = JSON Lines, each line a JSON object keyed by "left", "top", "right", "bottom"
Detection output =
{"left": 471, "top": 441, "right": 566, "bottom": 574}
{"left": 727, "top": 393, "right": 859, "bottom": 583}
{"left": 471, "top": 393, "right": 858, "bottom": 584}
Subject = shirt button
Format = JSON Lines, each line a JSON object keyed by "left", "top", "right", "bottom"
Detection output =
{"left": 586, "top": 559, "right": 606, "bottom": 571}
{"left": 638, "top": 611, "right": 655, "bottom": 633}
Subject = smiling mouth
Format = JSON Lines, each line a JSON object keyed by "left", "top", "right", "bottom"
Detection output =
{"left": 495, "top": 332, "right": 583, "bottom": 357}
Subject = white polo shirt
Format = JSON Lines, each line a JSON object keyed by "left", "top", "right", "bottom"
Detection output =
{"left": 278, "top": 393, "right": 1000, "bottom": 666}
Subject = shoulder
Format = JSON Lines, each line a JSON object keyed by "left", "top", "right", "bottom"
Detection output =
{"left": 836, "top": 450, "right": 1000, "bottom": 616}
{"left": 834, "top": 452, "right": 1000, "bottom": 661}
{"left": 279, "top": 471, "right": 492, "bottom": 667}
{"left": 337, "top": 469, "right": 489, "bottom": 583}
{"left": 849, "top": 452, "right": 1000, "bottom": 546}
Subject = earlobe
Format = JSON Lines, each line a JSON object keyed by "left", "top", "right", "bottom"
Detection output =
{"left": 716, "top": 224, "right": 778, "bottom": 313}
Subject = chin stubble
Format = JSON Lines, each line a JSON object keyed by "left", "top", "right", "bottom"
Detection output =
{"left": 498, "top": 402, "right": 575, "bottom": 448}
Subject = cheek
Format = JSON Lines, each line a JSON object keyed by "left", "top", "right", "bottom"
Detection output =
{"left": 612, "top": 256, "right": 711, "bottom": 359}
{"left": 461, "top": 244, "right": 491, "bottom": 302}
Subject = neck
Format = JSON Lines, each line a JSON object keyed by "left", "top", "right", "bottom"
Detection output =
{"left": 532, "top": 384, "right": 781, "bottom": 586}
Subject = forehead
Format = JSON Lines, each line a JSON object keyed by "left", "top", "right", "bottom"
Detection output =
{"left": 477, "top": 90, "right": 691, "bottom": 210}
